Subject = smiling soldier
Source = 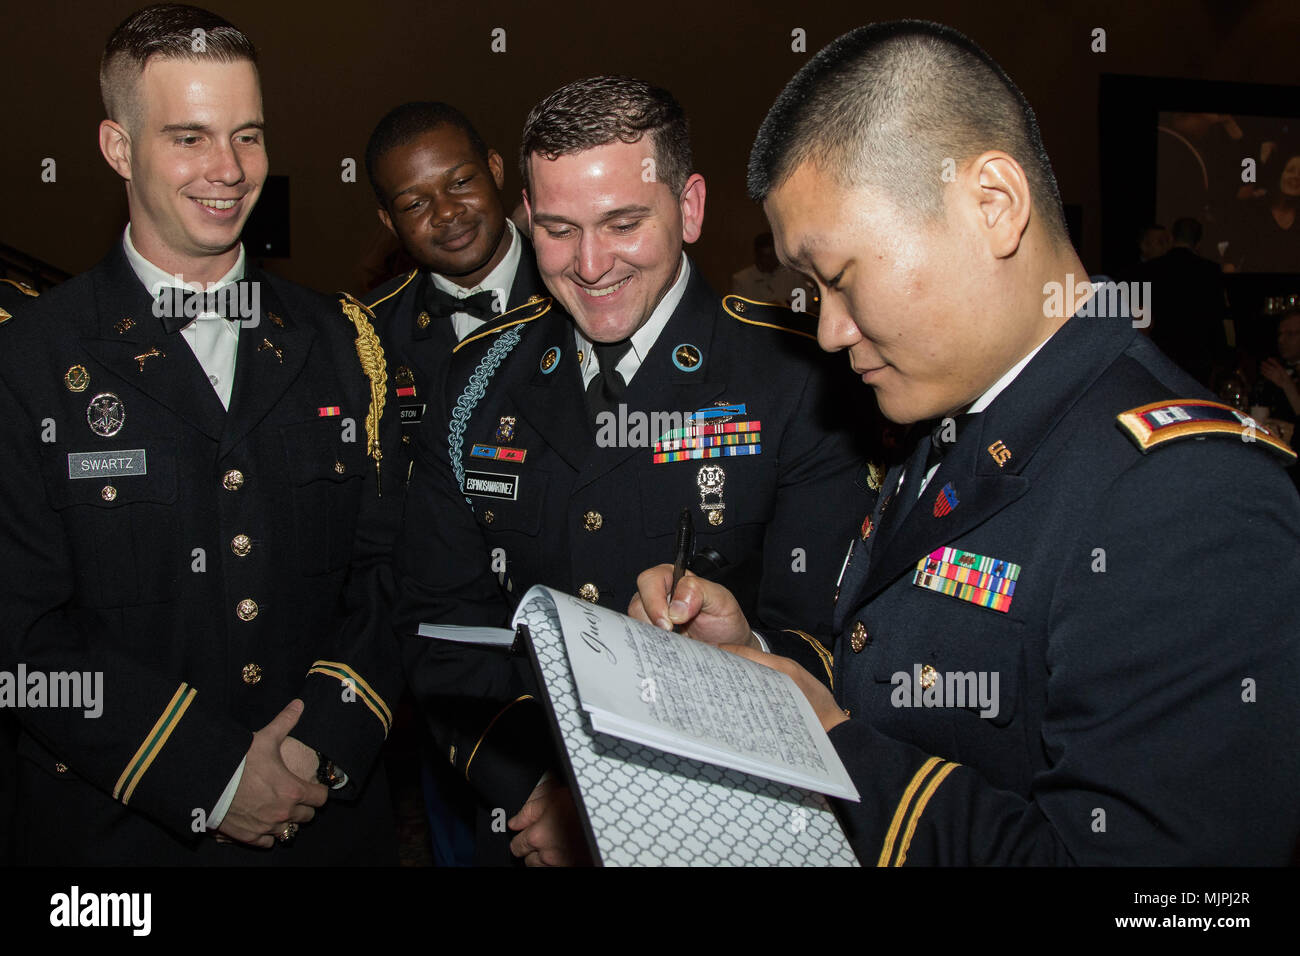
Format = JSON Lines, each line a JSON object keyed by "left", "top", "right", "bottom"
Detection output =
{"left": 395, "top": 76, "right": 876, "bottom": 864}
{"left": 632, "top": 20, "right": 1300, "bottom": 866}
{"left": 0, "top": 4, "right": 401, "bottom": 864}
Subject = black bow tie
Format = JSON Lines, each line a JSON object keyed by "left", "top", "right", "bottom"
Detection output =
{"left": 923, "top": 412, "right": 977, "bottom": 474}
{"left": 154, "top": 282, "right": 253, "bottom": 335}
{"left": 425, "top": 284, "right": 500, "bottom": 321}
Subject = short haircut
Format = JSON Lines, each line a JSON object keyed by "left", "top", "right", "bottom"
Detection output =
{"left": 100, "top": 4, "right": 257, "bottom": 134}
{"left": 519, "top": 76, "right": 692, "bottom": 197}
{"left": 365, "top": 101, "right": 492, "bottom": 205}
{"left": 747, "top": 20, "right": 1068, "bottom": 241}
{"left": 1171, "top": 217, "right": 1203, "bottom": 246}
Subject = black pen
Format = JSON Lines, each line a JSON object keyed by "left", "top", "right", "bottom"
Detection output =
{"left": 669, "top": 508, "right": 694, "bottom": 617}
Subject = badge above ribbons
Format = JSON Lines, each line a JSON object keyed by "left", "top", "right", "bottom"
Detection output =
{"left": 652, "top": 402, "right": 762, "bottom": 464}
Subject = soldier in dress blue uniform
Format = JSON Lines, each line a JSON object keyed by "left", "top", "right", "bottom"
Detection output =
{"left": 634, "top": 21, "right": 1300, "bottom": 865}
{"left": 0, "top": 4, "right": 402, "bottom": 865}
{"left": 360, "top": 102, "right": 552, "bottom": 478}
{"left": 395, "top": 76, "right": 875, "bottom": 864}
{"left": 0, "top": 278, "right": 39, "bottom": 864}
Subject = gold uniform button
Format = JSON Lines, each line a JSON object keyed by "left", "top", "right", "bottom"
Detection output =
{"left": 54, "top": 762, "right": 68, "bottom": 774}
{"left": 402, "top": 434, "right": 411, "bottom": 444}
{"left": 101, "top": 485, "right": 117, "bottom": 502}
{"left": 236, "top": 598, "right": 259, "bottom": 622}
{"left": 578, "top": 583, "right": 600, "bottom": 603}
{"left": 417, "top": 311, "right": 431, "bottom": 329}
{"left": 242, "top": 663, "right": 262, "bottom": 685}
{"left": 850, "top": 621, "right": 868, "bottom": 653}
{"left": 231, "top": 534, "right": 252, "bottom": 557}
{"left": 707, "top": 510, "right": 723, "bottom": 527}
{"left": 334, "top": 460, "right": 345, "bottom": 474}
{"left": 448, "top": 745, "right": 457, "bottom": 765}
{"left": 222, "top": 469, "right": 245, "bottom": 491}
{"left": 583, "top": 510, "right": 603, "bottom": 532}
{"left": 920, "top": 664, "right": 938, "bottom": 690}
{"left": 482, "top": 510, "right": 495, "bottom": 525}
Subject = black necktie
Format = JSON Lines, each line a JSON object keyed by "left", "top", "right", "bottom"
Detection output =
{"left": 425, "top": 285, "right": 499, "bottom": 321}
{"left": 923, "top": 412, "right": 975, "bottom": 476}
{"left": 155, "top": 281, "right": 252, "bottom": 334}
{"left": 584, "top": 339, "right": 635, "bottom": 424}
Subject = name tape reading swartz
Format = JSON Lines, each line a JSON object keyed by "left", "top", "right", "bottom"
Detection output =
{"left": 67, "top": 449, "right": 147, "bottom": 479}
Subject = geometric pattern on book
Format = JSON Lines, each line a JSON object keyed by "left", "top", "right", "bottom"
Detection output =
{"left": 517, "top": 593, "right": 859, "bottom": 866}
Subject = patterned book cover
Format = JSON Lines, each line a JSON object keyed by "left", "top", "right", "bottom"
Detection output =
{"left": 514, "top": 586, "right": 858, "bottom": 867}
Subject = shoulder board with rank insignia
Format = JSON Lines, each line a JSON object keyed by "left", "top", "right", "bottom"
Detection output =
{"left": 363, "top": 270, "right": 418, "bottom": 312}
{"left": 453, "top": 294, "right": 552, "bottom": 354}
{"left": 1117, "top": 398, "right": 1297, "bottom": 464}
{"left": 721, "top": 294, "right": 818, "bottom": 342}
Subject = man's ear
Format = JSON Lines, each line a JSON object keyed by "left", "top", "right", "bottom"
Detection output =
{"left": 487, "top": 149, "right": 505, "bottom": 192}
{"left": 966, "top": 151, "right": 1031, "bottom": 259}
{"left": 679, "top": 173, "right": 707, "bottom": 245}
{"left": 98, "top": 119, "right": 132, "bottom": 181}
{"left": 377, "top": 204, "right": 396, "bottom": 238}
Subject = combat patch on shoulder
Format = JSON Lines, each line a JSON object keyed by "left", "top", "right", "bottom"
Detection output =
{"left": 1117, "top": 399, "right": 1296, "bottom": 464}
{"left": 452, "top": 294, "right": 552, "bottom": 354}
{"left": 722, "top": 294, "right": 818, "bottom": 342}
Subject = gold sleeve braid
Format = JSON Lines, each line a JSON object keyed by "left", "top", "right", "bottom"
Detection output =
{"left": 338, "top": 292, "right": 387, "bottom": 496}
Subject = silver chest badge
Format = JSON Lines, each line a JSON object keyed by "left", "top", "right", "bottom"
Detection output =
{"left": 86, "top": 392, "right": 125, "bottom": 438}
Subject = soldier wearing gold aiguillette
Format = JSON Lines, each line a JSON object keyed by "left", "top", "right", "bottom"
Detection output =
{"left": 0, "top": 4, "right": 402, "bottom": 865}
{"left": 395, "top": 76, "right": 878, "bottom": 866}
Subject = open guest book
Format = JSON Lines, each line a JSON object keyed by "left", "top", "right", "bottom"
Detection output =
{"left": 420, "top": 585, "right": 859, "bottom": 866}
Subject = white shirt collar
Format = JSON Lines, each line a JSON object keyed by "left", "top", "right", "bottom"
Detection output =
{"left": 122, "top": 224, "right": 245, "bottom": 295}
{"left": 429, "top": 218, "right": 521, "bottom": 302}
{"left": 966, "top": 334, "right": 1053, "bottom": 415}
{"left": 576, "top": 252, "right": 691, "bottom": 387}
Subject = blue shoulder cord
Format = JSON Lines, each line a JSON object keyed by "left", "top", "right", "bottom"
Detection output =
{"left": 448, "top": 325, "right": 526, "bottom": 506}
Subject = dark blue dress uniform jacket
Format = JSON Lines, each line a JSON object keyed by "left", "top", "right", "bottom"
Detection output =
{"left": 765, "top": 311, "right": 1300, "bottom": 865}
{"left": 362, "top": 239, "right": 552, "bottom": 480}
{"left": 0, "top": 245, "right": 404, "bottom": 865}
{"left": 395, "top": 263, "right": 873, "bottom": 831}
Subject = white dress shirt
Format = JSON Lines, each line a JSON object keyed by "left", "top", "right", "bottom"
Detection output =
{"left": 429, "top": 219, "right": 523, "bottom": 341}
{"left": 575, "top": 252, "right": 691, "bottom": 389}
{"left": 123, "top": 225, "right": 244, "bottom": 409}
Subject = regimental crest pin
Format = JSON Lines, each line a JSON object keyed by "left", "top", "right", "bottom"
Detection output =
{"left": 540, "top": 346, "right": 560, "bottom": 374}
{"left": 86, "top": 392, "right": 125, "bottom": 437}
{"left": 860, "top": 513, "right": 874, "bottom": 540}
{"left": 933, "top": 482, "right": 959, "bottom": 517}
{"left": 496, "top": 415, "right": 516, "bottom": 443}
{"left": 114, "top": 316, "right": 135, "bottom": 335}
{"left": 64, "top": 365, "right": 89, "bottom": 393}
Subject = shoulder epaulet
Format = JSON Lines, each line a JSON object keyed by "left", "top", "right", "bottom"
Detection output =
{"left": 1117, "top": 398, "right": 1297, "bottom": 464}
{"left": 721, "top": 294, "right": 818, "bottom": 342}
{"left": 0, "top": 278, "right": 39, "bottom": 325}
{"left": 337, "top": 292, "right": 389, "bottom": 494}
{"left": 0, "top": 278, "right": 39, "bottom": 297}
{"left": 364, "top": 270, "right": 418, "bottom": 312}
{"left": 452, "top": 294, "right": 552, "bottom": 354}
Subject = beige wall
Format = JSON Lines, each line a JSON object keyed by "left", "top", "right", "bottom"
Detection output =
{"left": 3, "top": 0, "right": 1297, "bottom": 293}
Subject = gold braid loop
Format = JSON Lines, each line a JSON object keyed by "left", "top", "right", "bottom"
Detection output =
{"left": 338, "top": 292, "right": 387, "bottom": 496}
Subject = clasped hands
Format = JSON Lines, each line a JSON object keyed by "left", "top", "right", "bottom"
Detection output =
{"left": 216, "top": 698, "right": 328, "bottom": 848}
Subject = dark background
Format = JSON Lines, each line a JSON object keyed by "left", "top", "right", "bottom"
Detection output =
{"left": 3, "top": 0, "right": 1298, "bottom": 294}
